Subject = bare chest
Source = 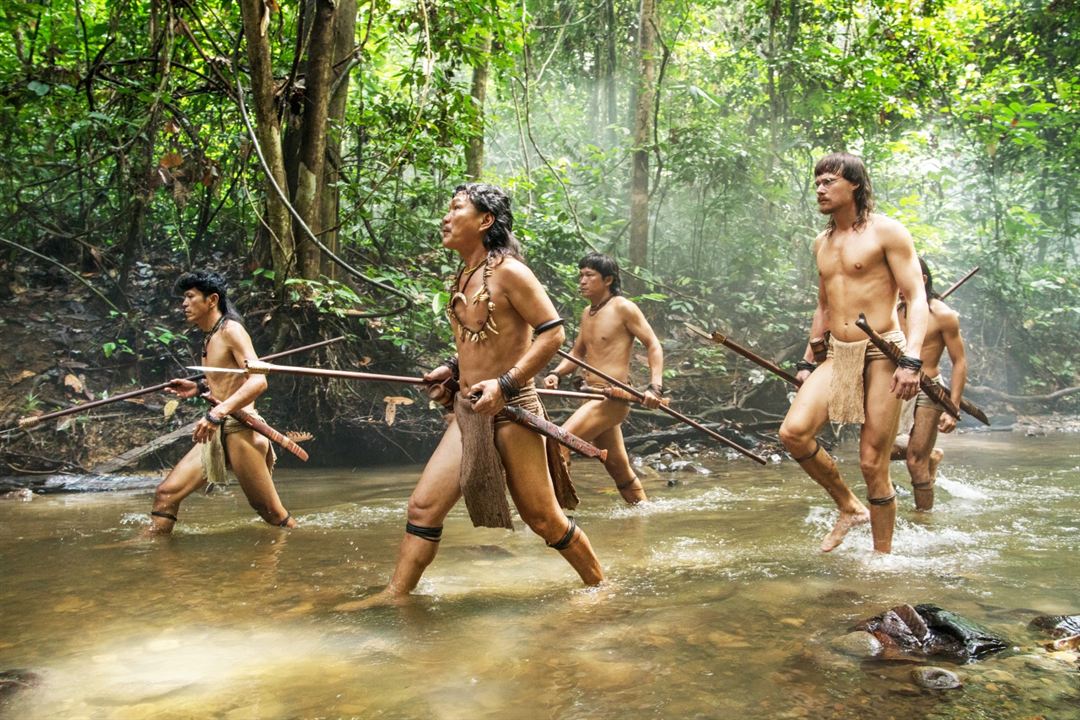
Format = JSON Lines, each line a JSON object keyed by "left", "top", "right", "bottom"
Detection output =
{"left": 817, "top": 233, "right": 887, "bottom": 281}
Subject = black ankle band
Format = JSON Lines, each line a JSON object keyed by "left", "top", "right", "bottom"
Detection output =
{"left": 151, "top": 510, "right": 178, "bottom": 522}
{"left": 278, "top": 513, "right": 292, "bottom": 527}
{"left": 792, "top": 440, "right": 821, "bottom": 463}
{"left": 406, "top": 522, "right": 443, "bottom": 542}
{"left": 868, "top": 493, "right": 897, "bottom": 506}
{"left": 615, "top": 478, "right": 640, "bottom": 491}
{"left": 547, "top": 517, "right": 577, "bottom": 550}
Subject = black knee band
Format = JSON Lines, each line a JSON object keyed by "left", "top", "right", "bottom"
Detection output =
{"left": 911, "top": 481, "right": 935, "bottom": 490}
{"left": 547, "top": 517, "right": 577, "bottom": 550}
{"left": 792, "top": 440, "right": 821, "bottom": 463}
{"left": 615, "top": 477, "right": 640, "bottom": 491}
{"left": 406, "top": 522, "right": 443, "bottom": 542}
{"left": 278, "top": 513, "right": 292, "bottom": 527}
{"left": 151, "top": 510, "right": 178, "bottom": 522}
{"left": 868, "top": 493, "right": 897, "bottom": 506}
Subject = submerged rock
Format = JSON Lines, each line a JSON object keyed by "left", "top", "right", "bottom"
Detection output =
{"left": 829, "top": 631, "right": 883, "bottom": 658}
{"left": 1029, "top": 614, "right": 1080, "bottom": 638}
{"left": 853, "top": 604, "right": 1008, "bottom": 663}
{"left": 911, "top": 666, "right": 962, "bottom": 689}
{"left": 0, "top": 668, "right": 41, "bottom": 699}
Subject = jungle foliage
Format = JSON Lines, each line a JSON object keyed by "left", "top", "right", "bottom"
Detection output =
{"left": 0, "top": 0, "right": 1076, "bottom": 413}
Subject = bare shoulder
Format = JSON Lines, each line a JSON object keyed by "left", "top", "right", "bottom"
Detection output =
{"left": 221, "top": 318, "right": 253, "bottom": 345}
{"left": 494, "top": 255, "right": 534, "bottom": 279}
{"left": 930, "top": 299, "right": 961, "bottom": 327}
{"left": 613, "top": 295, "right": 639, "bottom": 315}
{"left": 871, "top": 214, "right": 913, "bottom": 245}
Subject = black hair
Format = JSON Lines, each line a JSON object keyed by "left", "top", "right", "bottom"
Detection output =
{"left": 174, "top": 270, "right": 241, "bottom": 320}
{"left": 578, "top": 252, "right": 622, "bottom": 296}
{"left": 814, "top": 152, "right": 875, "bottom": 235}
{"left": 453, "top": 182, "right": 523, "bottom": 259}
{"left": 919, "top": 256, "right": 941, "bottom": 302}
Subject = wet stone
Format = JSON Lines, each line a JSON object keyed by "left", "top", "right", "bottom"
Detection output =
{"left": 911, "top": 666, "right": 962, "bottom": 689}
{"left": 829, "top": 631, "right": 882, "bottom": 658}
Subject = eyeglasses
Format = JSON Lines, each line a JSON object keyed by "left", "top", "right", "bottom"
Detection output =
{"left": 815, "top": 176, "right": 840, "bottom": 189}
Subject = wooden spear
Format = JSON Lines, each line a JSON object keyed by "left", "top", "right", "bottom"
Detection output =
{"left": 194, "top": 361, "right": 610, "bottom": 461}
{"left": 12, "top": 336, "right": 345, "bottom": 430}
{"left": 939, "top": 266, "right": 979, "bottom": 300}
{"left": 553, "top": 350, "right": 767, "bottom": 465}
{"left": 202, "top": 393, "right": 309, "bottom": 461}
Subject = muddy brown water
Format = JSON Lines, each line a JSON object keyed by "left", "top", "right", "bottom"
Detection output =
{"left": 0, "top": 432, "right": 1077, "bottom": 719}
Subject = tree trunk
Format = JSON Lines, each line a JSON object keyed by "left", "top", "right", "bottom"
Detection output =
{"left": 293, "top": 0, "right": 337, "bottom": 279}
{"left": 239, "top": 0, "right": 296, "bottom": 290}
{"left": 465, "top": 35, "right": 492, "bottom": 181}
{"left": 627, "top": 0, "right": 656, "bottom": 291}
{"left": 604, "top": 0, "right": 617, "bottom": 146}
{"left": 319, "top": 0, "right": 358, "bottom": 280}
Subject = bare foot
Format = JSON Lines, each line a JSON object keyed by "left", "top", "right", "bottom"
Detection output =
{"left": 334, "top": 588, "right": 411, "bottom": 612}
{"left": 618, "top": 479, "right": 648, "bottom": 505}
{"left": 820, "top": 508, "right": 870, "bottom": 552}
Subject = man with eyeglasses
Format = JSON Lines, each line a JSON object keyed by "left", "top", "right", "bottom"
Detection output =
{"left": 779, "top": 152, "right": 928, "bottom": 555}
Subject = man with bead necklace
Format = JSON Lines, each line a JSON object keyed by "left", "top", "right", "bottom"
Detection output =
{"left": 543, "top": 253, "right": 665, "bottom": 504}
{"left": 345, "top": 183, "right": 603, "bottom": 607}
{"left": 143, "top": 270, "right": 296, "bottom": 535}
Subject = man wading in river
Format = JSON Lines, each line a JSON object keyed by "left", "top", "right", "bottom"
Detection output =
{"left": 143, "top": 271, "right": 296, "bottom": 535}
{"left": 343, "top": 183, "right": 603, "bottom": 607}
{"left": 543, "top": 253, "right": 665, "bottom": 504}
{"left": 890, "top": 256, "right": 968, "bottom": 511}
{"left": 779, "top": 153, "right": 927, "bottom": 554}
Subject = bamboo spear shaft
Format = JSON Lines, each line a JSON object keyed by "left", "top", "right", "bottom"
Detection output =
{"left": 13, "top": 336, "right": 345, "bottom": 430}
{"left": 200, "top": 361, "right": 610, "bottom": 461}
{"left": 196, "top": 361, "right": 612, "bottom": 403}
{"left": 553, "top": 350, "right": 767, "bottom": 465}
{"left": 939, "top": 266, "right": 979, "bottom": 300}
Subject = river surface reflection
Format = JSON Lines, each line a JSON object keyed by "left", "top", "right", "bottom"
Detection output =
{"left": 1, "top": 432, "right": 1077, "bottom": 719}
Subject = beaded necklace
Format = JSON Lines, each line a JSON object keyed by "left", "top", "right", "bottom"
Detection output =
{"left": 446, "top": 255, "right": 498, "bottom": 343}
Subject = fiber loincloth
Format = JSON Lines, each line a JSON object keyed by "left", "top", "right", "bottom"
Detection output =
{"left": 826, "top": 330, "right": 906, "bottom": 425}
{"left": 915, "top": 374, "right": 946, "bottom": 411}
{"left": 202, "top": 413, "right": 277, "bottom": 488}
{"left": 455, "top": 385, "right": 578, "bottom": 530}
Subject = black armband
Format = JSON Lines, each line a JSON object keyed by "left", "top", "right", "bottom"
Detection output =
{"left": 533, "top": 318, "right": 564, "bottom": 336}
{"left": 204, "top": 411, "right": 226, "bottom": 426}
{"left": 795, "top": 360, "right": 818, "bottom": 374}
{"left": 897, "top": 355, "right": 923, "bottom": 372}
{"left": 647, "top": 383, "right": 665, "bottom": 397}
{"left": 196, "top": 379, "right": 210, "bottom": 395}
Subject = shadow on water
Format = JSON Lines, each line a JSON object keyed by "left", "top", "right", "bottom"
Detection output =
{"left": 0, "top": 433, "right": 1078, "bottom": 718}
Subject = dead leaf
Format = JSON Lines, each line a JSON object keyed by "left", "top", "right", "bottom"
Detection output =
{"left": 357, "top": 356, "right": 372, "bottom": 367}
{"left": 159, "top": 152, "right": 183, "bottom": 169}
{"left": 383, "top": 395, "right": 414, "bottom": 426}
{"left": 163, "top": 399, "right": 179, "bottom": 418}
{"left": 63, "top": 373, "right": 85, "bottom": 394}
{"left": 164, "top": 119, "right": 180, "bottom": 134}
{"left": 56, "top": 417, "right": 74, "bottom": 432}
{"left": 13, "top": 369, "right": 35, "bottom": 383}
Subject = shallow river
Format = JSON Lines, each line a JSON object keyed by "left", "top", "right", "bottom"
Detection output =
{"left": 1, "top": 431, "right": 1077, "bottom": 719}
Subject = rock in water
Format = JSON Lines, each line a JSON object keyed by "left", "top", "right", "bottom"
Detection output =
{"left": 1029, "top": 614, "right": 1080, "bottom": 638}
{"left": 852, "top": 604, "right": 1008, "bottom": 663}
{"left": 0, "top": 668, "right": 41, "bottom": 699}
{"left": 829, "top": 631, "right": 883, "bottom": 658}
{"left": 911, "top": 666, "right": 962, "bottom": 690}
{"left": 915, "top": 604, "right": 1009, "bottom": 661}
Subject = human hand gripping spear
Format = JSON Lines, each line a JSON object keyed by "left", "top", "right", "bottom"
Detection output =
{"left": 552, "top": 350, "right": 767, "bottom": 465}
{"left": 188, "top": 361, "right": 609, "bottom": 463}
{"left": 854, "top": 314, "right": 962, "bottom": 421}
{"left": 10, "top": 337, "right": 345, "bottom": 432}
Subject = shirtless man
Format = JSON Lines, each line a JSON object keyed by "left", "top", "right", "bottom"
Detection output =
{"left": 779, "top": 152, "right": 928, "bottom": 554}
{"left": 352, "top": 183, "right": 603, "bottom": 605}
{"left": 144, "top": 271, "right": 295, "bottom": 535}
{"left": 543, "top": 253, "right": 664, "bottom": 504}
{"left": 890, "top": 257, "right": 968, "bottom": 511}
